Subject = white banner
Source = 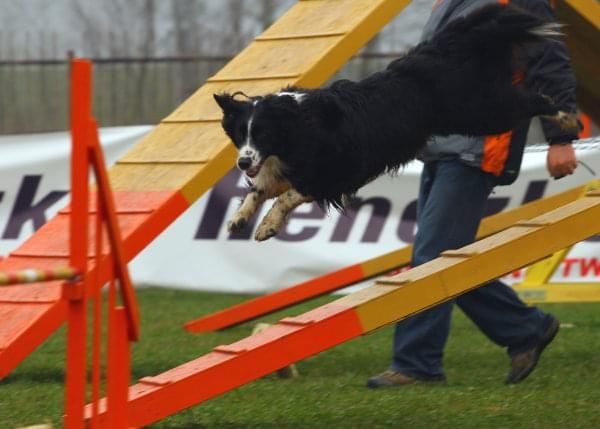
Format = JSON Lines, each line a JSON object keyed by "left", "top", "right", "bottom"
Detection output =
{"left": 1, "top": 127, "right": 599, "bottom": 294}
{"left": 0, "top": 126, "right": 152, "bottom": 253}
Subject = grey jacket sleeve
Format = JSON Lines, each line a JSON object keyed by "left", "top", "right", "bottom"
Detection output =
{"left": 514, "top": 0, "right": 579, "bottom": 144}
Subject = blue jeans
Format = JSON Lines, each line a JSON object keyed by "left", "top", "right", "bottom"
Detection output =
{"left": 391, "top": 160, "right": 553, "bottom": 380}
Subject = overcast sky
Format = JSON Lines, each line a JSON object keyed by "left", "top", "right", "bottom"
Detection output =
{"left": 0, "top": 0, "right": 433, "bottom": 59}
{"left": 0, "top": 0, "right": 434, "bottom": 60}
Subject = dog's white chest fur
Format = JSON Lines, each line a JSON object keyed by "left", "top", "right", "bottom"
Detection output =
{"left": 251, "top": 156, "right": 285, "bottom": 189}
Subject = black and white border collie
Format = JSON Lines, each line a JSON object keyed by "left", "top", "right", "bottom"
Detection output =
{"left": 214, "top": 4, "right": 578, "bottom": 241}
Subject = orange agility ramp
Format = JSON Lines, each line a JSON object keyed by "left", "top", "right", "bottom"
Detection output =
{"left": 184, "top": 181, "right": 589, "bottom": 333}
{"left": 88, "top": 187, "right": 600, "bottom": 427}
{"left": 0, "top": 0, "right": 413, "bottom": 379}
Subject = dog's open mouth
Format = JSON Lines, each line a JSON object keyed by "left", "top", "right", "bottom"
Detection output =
{"left": 245, "top": 163, "right": 263, "bottom": 178}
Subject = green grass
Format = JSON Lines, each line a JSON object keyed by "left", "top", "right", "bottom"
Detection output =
{"left": 1, "top": 288, "right": 600, "bottom": 428}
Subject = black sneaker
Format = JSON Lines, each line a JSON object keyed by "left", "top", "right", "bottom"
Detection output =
{"left": 506, "top": 316, "right": 560, "bottom": 384}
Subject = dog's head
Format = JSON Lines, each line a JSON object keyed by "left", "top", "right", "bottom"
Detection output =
{"left": 214, "top": 91, "right": 303, "bottom": 178}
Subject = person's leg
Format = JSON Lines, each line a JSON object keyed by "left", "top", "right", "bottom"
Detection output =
{"left": 457, "top": 280, "right": 552, "bottom": 356}
{"left": 389, "top": 160, "right": 496, "bottom": 380}
{"left": 456, "top": 279, "right": 559, "bottom": 383}
{"left": 369, "top": 160, "right": 558, "bottom": 387}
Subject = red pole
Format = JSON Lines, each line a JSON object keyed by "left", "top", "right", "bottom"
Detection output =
{"left": 90, "top": 190, "right": 104, "bottom": 429}
{"left": 64, "top": 57, "right": 139, "bottom": 428}
{"left": 107, "top": 306, "right": 131, "bottom": 428}
{"left": 89, "top": 126, "right": 140, "bottom": 341}
{"left": 64, "top": 59, "right": 92, "bottom": 428}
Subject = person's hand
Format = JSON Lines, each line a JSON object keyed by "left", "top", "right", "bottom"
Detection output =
{"left": 547, "top": 143, "right": 577, "bottom": 179}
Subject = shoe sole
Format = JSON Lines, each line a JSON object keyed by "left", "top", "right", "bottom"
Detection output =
{"left": 506, "top": 318, "right": 560, "bottom": 384}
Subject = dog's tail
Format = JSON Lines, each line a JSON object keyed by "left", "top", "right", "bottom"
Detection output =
{"left": 528, "top": 22, "right": 563, "bottom": 38}
{"left": 443, "top": 3, "right": 563, "bottom": 50}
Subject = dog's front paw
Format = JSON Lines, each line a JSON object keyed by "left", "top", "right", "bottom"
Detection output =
{"left": 227, "top": 217, "right": 248, "bottom": 233}
{"left": 254, "top": 221, "right": 280, "bottom": 241}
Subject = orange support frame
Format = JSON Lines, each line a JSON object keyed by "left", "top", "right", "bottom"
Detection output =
{"left": 184, "top": 264, "right": 366, "bottom": 333}
{"left": 63, "top": 59, "right": 139, "bottom": 429}
{"left": 62, "top": 58, "right": 90, "bottom": 429}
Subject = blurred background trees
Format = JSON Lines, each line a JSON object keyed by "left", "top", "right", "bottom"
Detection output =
{"left": 0, "top": 0, "right": 431, "bottom": 134}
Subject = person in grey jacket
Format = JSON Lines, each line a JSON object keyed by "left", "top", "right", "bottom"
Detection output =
{"left": 368, "top": 0, "right": 579, "bottom": 388}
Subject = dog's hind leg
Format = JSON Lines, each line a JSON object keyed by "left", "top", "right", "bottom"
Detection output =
{"left": 228, "top": 182, "right": 289, "bottom": 233}
{"left": 255, "top": 189, "right": 313, "bottom": 241}
{"left": 526, "top": 92, "right": 580, "bottom": 131}
{"left": 541, "top": 111, "right": 580, "bottom": 131}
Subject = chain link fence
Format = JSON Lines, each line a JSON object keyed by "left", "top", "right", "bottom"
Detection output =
{"left": 0, "top": 53, "right": 396, "bottom": 135}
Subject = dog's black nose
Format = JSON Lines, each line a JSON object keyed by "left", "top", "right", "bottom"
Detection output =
{"left": 237, "top": 157, "right": 252, "bottom": 171}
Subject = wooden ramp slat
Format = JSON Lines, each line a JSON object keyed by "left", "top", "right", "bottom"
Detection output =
{"left": 119, "top": 123, "right": 228, "bottom": 164}
{"left": 0, "top": 0, "right": 412, "bottom": 379}
{"left": 89, "top": 193, "right": 600, "bottom": 427}
{"left": 0, "top": 300, "right": 66, "bottom": 378}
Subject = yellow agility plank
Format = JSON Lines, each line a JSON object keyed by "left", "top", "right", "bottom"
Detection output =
{"left": 343, "top": 193, "right": 600, "bottom": 332}
{"left": 514, "top": 283, "right": 600, "bottom": 303}
{"left": 514, "top": 180, "right": 600, "bottom": 294}
{"left": 556, "top": 0, "right": 600, "bottom": 123}
{"left": 362, "top": 178, "right": 591, "bottom": 278}
{"left": 513, "top": 179, "right": 600, "bottom": 303}
{"left": 110, "top": 0, "right": 413, "bottom": 204}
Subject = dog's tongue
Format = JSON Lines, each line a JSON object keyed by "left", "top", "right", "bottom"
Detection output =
{"left": 246, "top": 166, "right": 261, "bottom": 178}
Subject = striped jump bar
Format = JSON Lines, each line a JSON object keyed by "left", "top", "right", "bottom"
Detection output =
{"left": 0, "top": 267, "right": 80, "bottom": 286}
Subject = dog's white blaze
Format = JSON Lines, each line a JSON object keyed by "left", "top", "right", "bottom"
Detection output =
{"left": 276, "top": 92, "right": 306, "bottom": 103}
{"left": 238, "top": 112, "right": 262, "bottom": 167}
{"left": 246, "top": 115, "right": 254, "bottom": 147}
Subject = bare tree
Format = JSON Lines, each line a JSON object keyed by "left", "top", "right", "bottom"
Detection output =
{"left": 141, "top": 0, "right": 156, "bottom": 56}
{"left": 258, "top": 0, "right": 276, "bottom": 31}
{"left": 135, "top": 0, "right": 156, "bottom": 121}
{"left": 170, "top": 0, "right": 207, "bottom": 99}
{"left": 226, "top": 0, "right": 246, "bottom": 54}
{"left": 69, "top": 0, "right": 159, "bottom": 58}
{"left": 171, "top": 0, "right": 202, "bottom": 56}
{"left": 71, "top": 0, "right": 105, "bottom": 56}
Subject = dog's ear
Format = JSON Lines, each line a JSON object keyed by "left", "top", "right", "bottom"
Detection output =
{"left": 213, "top": 93, "right": 245, "bottom": 115}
